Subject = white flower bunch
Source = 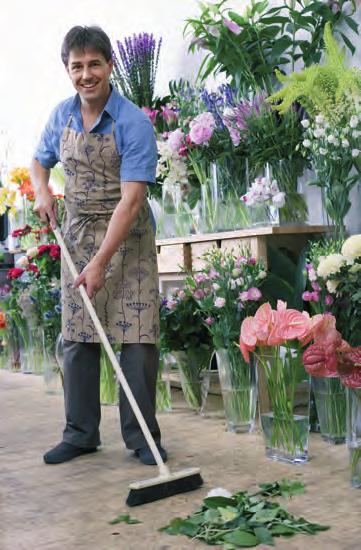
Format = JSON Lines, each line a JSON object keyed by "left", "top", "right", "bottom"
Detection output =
{"left": 156, "top": 139, "right": 189, "bottom": 187}
{"left": 300, "top": 113, "right": 361, "bottom": 162}
{"left": 241, "top": 174, "right": 285, "bottom": 208}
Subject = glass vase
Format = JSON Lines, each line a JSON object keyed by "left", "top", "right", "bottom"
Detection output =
{"left": 161, "top": 181, "right": 192, "bottom": 238}
{"left": 270, "top": 159, "right": 308, "bottom": 224}
{"left": 156, "top": 351, "right": 172, "bottom": 412}
{"left": 20, "top": 324, "right": 44, "bottom": 374}
{"left": 6, "top": 319, "right": 21, "bottom": 372}
{"left": 346, "top": 387, "right": 361, "bottom": 488}
{"left": 43, "top": 333, "right": 64, "bottom": 394}
{"left": 312, "top": 376, "right": 346, "bottom": 444}
{"left": 200, "top": 159, "right": 249, "bottom": 233}
{"left": 216, "top": 347, "right": 257, "bottom": 433}
{"left": 172, "top": 347, "right": 212, "bottom": 412}
{"left": 249, "top": 203, "right": 280, "bottom": 227}
{"left": 257, "top": 346, "right": 310, "bottom": 464}
{"left": 0, "top": 332, "right": 9, "bottom": 369}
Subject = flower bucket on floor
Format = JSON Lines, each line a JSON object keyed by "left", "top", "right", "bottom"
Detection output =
{"left": 312, "top": 376, "right": 346, "bottom": 444}
{"left": 20, "top": 324, "right": 44, "bottom": 374}
{"left": 257, "top": 346, "right": 310, "bottom": 463}
{"left": 216, "top": 347, "right": 257, "bottom": 433}
{"left": 43, "top": 333, "right": 64, "bottom": 394}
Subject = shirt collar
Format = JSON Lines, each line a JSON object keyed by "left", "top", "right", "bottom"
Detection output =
{"left": 69, "top": 85, "right": 121, "bottom": 121}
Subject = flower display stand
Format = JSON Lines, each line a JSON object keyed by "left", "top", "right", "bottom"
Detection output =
{"left": 156, "top": 225, "right": 328, "bottom": 291}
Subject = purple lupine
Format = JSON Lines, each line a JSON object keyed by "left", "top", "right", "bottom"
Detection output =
{"left": 112, "top": 33, "right": 162, "bottom": 107}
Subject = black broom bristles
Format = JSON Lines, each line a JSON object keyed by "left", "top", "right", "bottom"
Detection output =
{"left": 126, "top": 472, "right": 203, "bottom": 507}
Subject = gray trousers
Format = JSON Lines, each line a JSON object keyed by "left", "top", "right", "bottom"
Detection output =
{"left": 62, "top": 340, "right": 161, "bottom": 450}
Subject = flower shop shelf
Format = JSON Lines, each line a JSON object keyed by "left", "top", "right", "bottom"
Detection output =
{"left": 156, "top": 225, "right": 329, "bottom": 284}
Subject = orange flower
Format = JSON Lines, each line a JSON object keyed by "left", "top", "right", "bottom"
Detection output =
{"left": 10, "top": 167, "right": 30, "bottom": 185}
{"left": 19, "top": 179, "right": 35, "bottom": 200}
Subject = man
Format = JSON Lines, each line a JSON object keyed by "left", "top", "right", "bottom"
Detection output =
{"left": 30, "top": 25, "right": 166, "bottom": 466}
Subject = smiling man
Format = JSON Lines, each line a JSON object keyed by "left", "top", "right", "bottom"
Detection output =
{"left": 30, "top": 26, "right": 166, "bottom": 466}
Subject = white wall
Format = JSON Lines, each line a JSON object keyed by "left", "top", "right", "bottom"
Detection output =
{"left": 0, "top": 0, "right": 211, "bottom": 168}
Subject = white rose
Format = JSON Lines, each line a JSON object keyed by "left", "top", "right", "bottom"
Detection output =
{"left": 319, "top": 148, "right": 327, "bottom": 155}
{"left": 326, "top": 280, "right": 340, "bottom": 294}
{"left": 352, "top": 149, "right": 361, "bottom": 158}
{"left": 314, "top": 128, "right": 325, "bottom": 138}
{"left": 301, "top": 119, "right": 310, "bottom": 128}
{"left": 272, "top": 191, "right": 286, "bottom": 208}
{"left": 16, "top": 256, "right": 29, "bottom": 268}
{"left": 341, "top": 234, "right": 361, "bottom": 261}
{"left": 303, "top": 139, "right": 312, "bottom": 148}
{"left": 214, "top": 297, "right": 226, "bottom": 308}
{"left": 327, "top": 135, "right": 336, "bottom": 144}
{"left": 350, "top": 115, "right": 359, "bottom": 128}
{"left": 342, "top": 138, "right": 350, "bottom": 148}
{"left": 26, "top": 247, "right": 39, "bottom": 259}
{"left": 315, "top": 114, "right": 324, "bottom": 124}
{"left": 317, "top": 253, "right": 346, "bottom": 278}
{"left": 352, "top": 130, "right": 361, "bottom": 139}
{"left": 212, "top": 283, "right": 220, "bottom": 291}
{"left": 259, "top": 271, "right": 267, "bottom": 279}
{"left": 207, "top": 487, "right": 232, "bottom": 498}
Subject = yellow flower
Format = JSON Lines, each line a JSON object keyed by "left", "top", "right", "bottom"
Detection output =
{"left": 341, "top": 234, "right": 361, "bottom": 262}
{"left": 9, "top": 167, "right": 30, "bottom": 185}
{"left": 317, "top": 253, "right": 345, "bottom": 278}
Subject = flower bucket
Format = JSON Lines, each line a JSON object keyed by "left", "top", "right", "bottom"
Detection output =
{"left": 216, "top": 347, "right": 257, "bottom": 433}
{"left": 20, "top": 325, "right": 44, "bottom": 374}
{"left": 172, "top": 348, "right": 212, "bottom": 412}
{"left": 346, "top": 387, "right": 361, "bottom": 488}
{"left": 257, "top": 346, "right": 310, "bottom": 463}
{"left": 312, "top": 376, "right": 346, "bottom": 444}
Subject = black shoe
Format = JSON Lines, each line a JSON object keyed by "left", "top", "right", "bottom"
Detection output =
{"left": 43, "top": 442, "right": 97, "bottom": 464}
{"left": 134, "top": 443, "right": 167, "bottom": 465}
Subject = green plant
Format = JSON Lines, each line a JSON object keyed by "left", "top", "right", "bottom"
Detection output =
{"left": 185, "top": 0, "right": 357, "bottom": 95}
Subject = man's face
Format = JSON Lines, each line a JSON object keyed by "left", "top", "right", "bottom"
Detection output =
{"left": 66, "top": 48, "right": 113, "bottom": 104}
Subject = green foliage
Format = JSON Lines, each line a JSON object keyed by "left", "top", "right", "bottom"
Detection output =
{"left": 160, "top": 480, "right": 328, "bottom": 547}
{"left": 261, "top": 246, "right": 307, "bottom": 310}
{"left": 255, "top": 479, "right": 305, "bottom": 499}
{"left": 185, "top": 0, "right": 357, "bottom": 94}
{"left": 108, "top": 513, "right": 142, "bottom": 525}
{"left": 269, "top": 22, "right": 361, "bottom": 124}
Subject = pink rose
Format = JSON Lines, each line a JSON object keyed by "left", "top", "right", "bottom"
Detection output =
{"left": 239, "top": 291, "right": 249, "bottom": 302}
{"left": 193, "top": 289, "right": 205, "bottom": 300}
{"left": 189, "top": 124, "right": 213, "bottom": 145}
{"left": 248, "top": 287, "right": 261, "bottom": 301}
{"left": 205, "top": 316, "right": 215, "bottom": 326}
{"left": 325, "top": 294, "right": 334, "bottom": 306}
{"left": 195, "top": 273, "right": 207, "bottom": 284}
{"left": 302, "top": 291, "right": 314, "bottom": 302}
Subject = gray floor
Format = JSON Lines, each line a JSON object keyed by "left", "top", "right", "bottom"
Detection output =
{"left": 1, "top": 369, "right": 361, "bottom": 550}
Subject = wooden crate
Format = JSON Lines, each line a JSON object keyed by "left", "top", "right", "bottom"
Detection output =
{"left": 157, "top": 243, "right": 191, "bottom": 274}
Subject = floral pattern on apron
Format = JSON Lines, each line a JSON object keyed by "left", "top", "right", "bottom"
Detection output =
{"left": 59, "top": 115, "right": 159, "bottom": 344}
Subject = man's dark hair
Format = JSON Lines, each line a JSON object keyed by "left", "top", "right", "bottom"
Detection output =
{"left": 61, "top": 26, "right": 112, "bottom": 66}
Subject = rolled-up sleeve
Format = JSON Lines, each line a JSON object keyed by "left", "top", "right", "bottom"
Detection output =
{"left": 33, "top": 106, "right": 61, "bottom": 169}
{"left": 120, "top": 119, "right": 157, "bottom": 184}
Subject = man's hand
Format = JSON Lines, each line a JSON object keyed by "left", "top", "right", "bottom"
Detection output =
{"left": 73, "top": 258, "right": 106, "bottom": 299}
{"left": 33, "top": 189, "right": 57, "bottom": 228}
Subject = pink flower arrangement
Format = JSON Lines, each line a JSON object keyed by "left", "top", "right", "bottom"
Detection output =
{"left": 189, "top": 112, "right": 216, "bottom": 145}
{"left": 141, "top": 106, "right": 159, "bottom": 124}
{"left": 168, "top": 128, "right": 185, "bottom": 153}
{"left": 239, "top": 301, "right": 323, "bottom": 363}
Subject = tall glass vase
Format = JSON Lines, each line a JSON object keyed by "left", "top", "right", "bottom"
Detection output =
{"left": 257, "top": 346, "right": 310, "bottom": 463}
{"left": 20, "top": 324, "right": 44, "bottom": 374}
{"left": 346, "top": 387, "right": 361, "bottom": 488}
{"left": 43, "top": 333, "right": 64, "bottom": 394}
{"left": 270, "top": 159, "right": 308, "bottom": 224}
{"left": 156, "top": 351, "right": 172, "bottom": 412}
{"left": 172, "top": 347, "right": 212, "bottom": 412}
{"left": 160, "top": 181, "right": 192, "bottom": 238}
{"left": 312, "top": 376, "right": 346, "bottom": 444}
{"left": 216, "top": 347, "right": 257, "bottom": 433}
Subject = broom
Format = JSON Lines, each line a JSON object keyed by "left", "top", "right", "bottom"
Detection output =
{"left": 52, "top": 224, "right": 203, "bottom": 506}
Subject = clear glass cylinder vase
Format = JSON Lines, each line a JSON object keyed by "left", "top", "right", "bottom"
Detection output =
{"left": 20, "top": 324, "right": 44, "bottom": 374}
{"left": 257, "top": 346, "right": 310, "bottom": 463}
{"left": 311, "top": 376, "right": 346, "bottom": 444}
{"left": 270, "top": 159, "right": 308, "bottom": 224}
{"left": 156, "top": 351, "right": 172, "bottom": 413}
{"left": 346, "top": 387, "right": 361, "bottom": 488}
{"left": 161, "top": 182, "right": 191, "bottom": 238}
{"left": 216, "top": 347, "right": 257, "bottom": 433}
{"left": 172, "top": 348, "right": 212, "bottom": 412}
{"left": 43, "top": 333, "right": 64, "bottom": 394}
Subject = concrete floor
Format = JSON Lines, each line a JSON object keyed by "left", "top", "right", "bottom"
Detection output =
{"left": 1, "top": 370, "right": 361, "bottom": 550}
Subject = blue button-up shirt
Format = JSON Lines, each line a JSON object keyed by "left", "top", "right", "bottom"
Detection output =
{"left": 34, "top": 86, "right": 157, "bottom": 185}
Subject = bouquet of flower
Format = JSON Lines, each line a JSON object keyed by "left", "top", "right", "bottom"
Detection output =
{"left": 240, "top": 301, "right": 333, "bottom": 462}
{"left": 112, "top": 33, "right": 162, "bottom": 107}
{"left": 183, "top": 248, "right": 266, "bottom": 429}
{"left": 160, "top": 290, "right": 213, "bottom": 410}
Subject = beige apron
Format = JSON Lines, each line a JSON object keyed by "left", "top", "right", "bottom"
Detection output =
{"left": 59, "top": 115, "right": 159, "bottom": 344}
